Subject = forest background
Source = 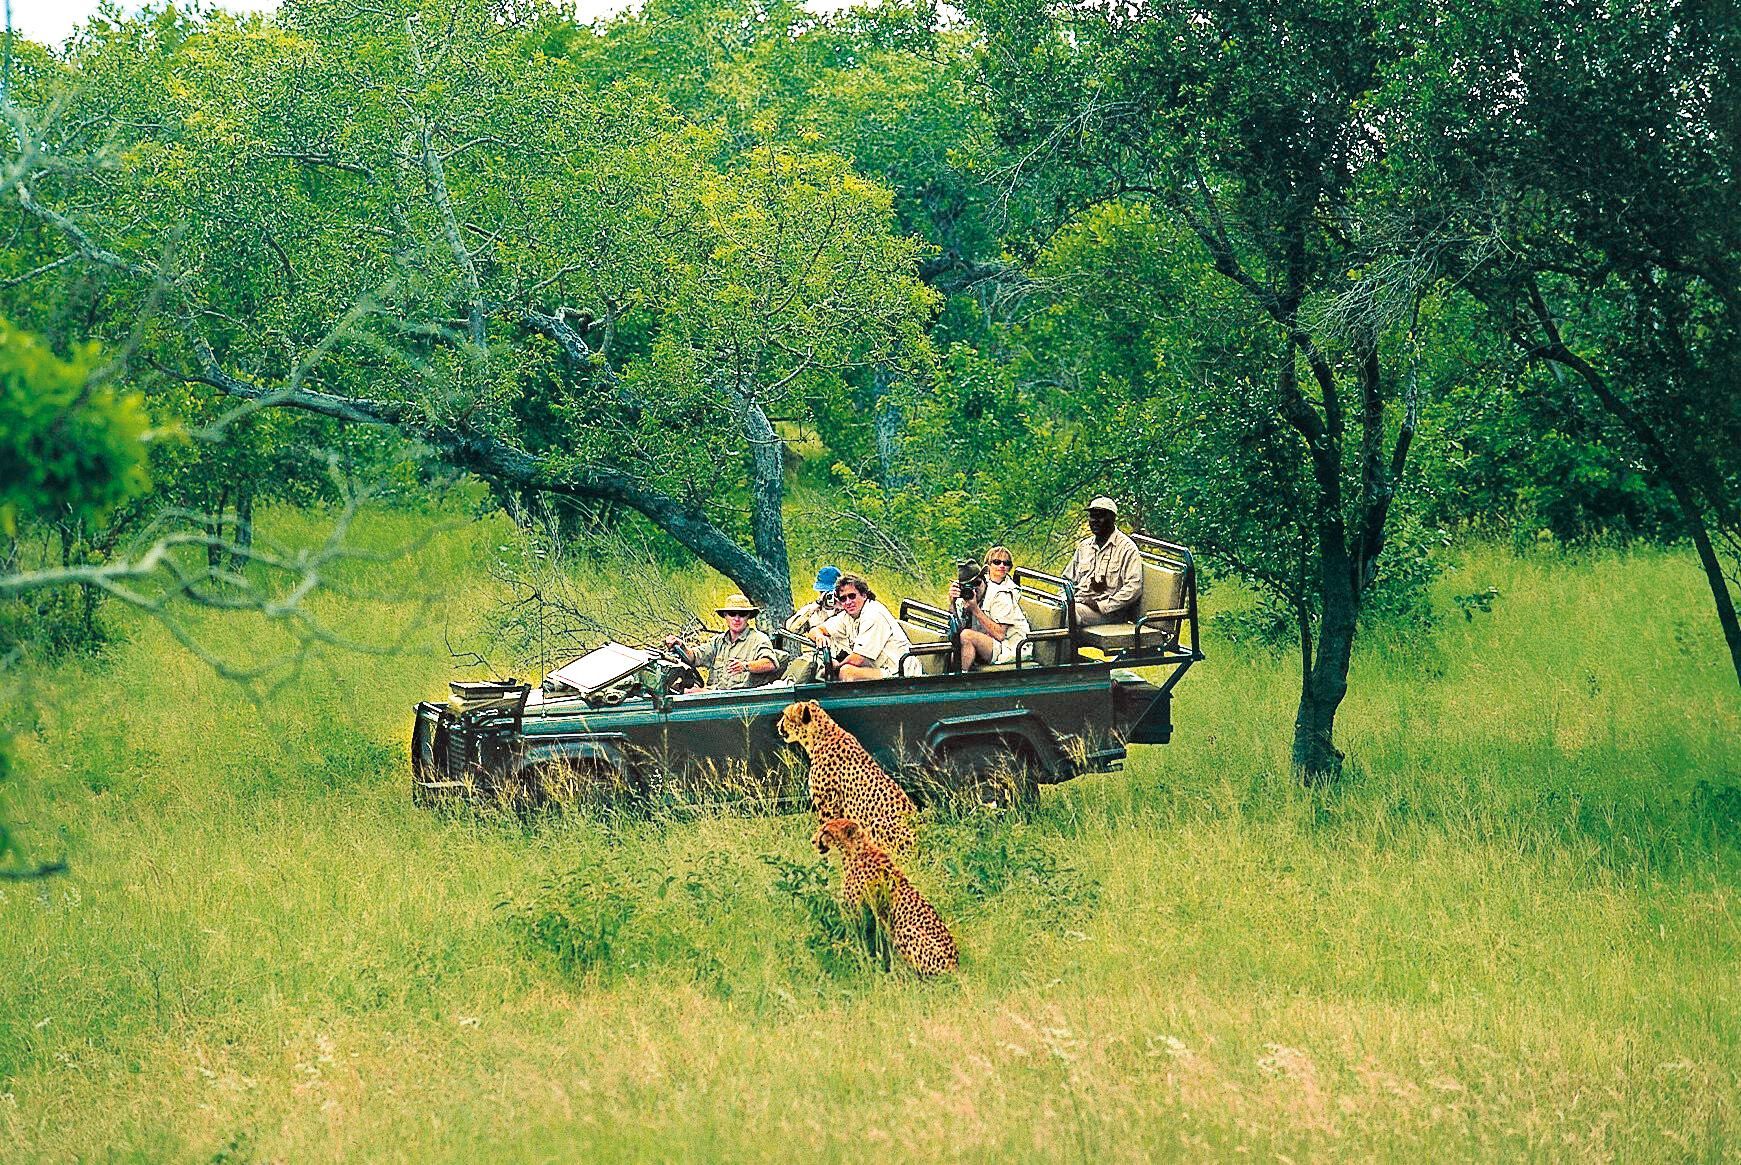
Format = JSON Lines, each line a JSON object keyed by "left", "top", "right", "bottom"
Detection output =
{"left": 0, "top": 0, "right": 1737, "bottom": 1159}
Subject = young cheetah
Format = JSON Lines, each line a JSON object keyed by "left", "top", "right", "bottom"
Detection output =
{"left": 813, "top": 817, "right": 958, "bottom": 975}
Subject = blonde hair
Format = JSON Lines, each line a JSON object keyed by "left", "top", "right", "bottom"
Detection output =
{"left": 985, "top": 544, "right": 1015, "bottom": 567}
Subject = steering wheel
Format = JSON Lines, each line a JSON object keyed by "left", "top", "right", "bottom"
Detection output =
{"left": 655, "top": 646, "right": 707, "bottom": 694}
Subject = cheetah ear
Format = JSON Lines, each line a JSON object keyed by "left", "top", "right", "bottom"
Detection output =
{"left": 799, "top": 701, "right": 814, "bottom": 724}
{"left": 842, "top": 821, "right": 860, "bottom": 839}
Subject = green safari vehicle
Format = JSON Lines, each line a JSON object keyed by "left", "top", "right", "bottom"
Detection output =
{"left": 411, "top": 536, "right": 1201, "bottom": 808}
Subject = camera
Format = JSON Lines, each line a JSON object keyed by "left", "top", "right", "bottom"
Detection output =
{"left": 954, "top": 559, "right": 985, "bottom": 597}
{"left": 819, "top": 591, "right": 838, "bottom": 611}
{"left": 952, "top": 559, "right": 985, "bottom": 621}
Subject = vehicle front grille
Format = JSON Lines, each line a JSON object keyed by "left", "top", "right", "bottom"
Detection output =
{"left": 442, "top": 720, "right": 472, "bottom": 781}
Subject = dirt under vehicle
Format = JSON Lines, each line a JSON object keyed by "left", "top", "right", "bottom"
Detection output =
{"left": 411, "top": 535, "right": 1202, "bottom": 808}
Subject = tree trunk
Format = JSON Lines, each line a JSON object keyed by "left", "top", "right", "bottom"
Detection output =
{"left": 1293, "top": 554, "right": 1356, "bottom": 783}
{"left": 1673, "top": 481, "right": 1741, "bottom": 690}
{"left": 870, "top": 366, "right": 906, "bottom": 488}
{"left": 228, "top": 487, "right": 253, "bottom": 572}
{"left": 1525, "top": 283, "right": 1741, "bottom": 694}
{"left": 187, "top": 354, "right": 799, "bottom": 628}
{"left": 207, "top": 488, "right": 228, "bottom": 569}
{"left": 739, "top": 394, "right": 794, "bottom": 625}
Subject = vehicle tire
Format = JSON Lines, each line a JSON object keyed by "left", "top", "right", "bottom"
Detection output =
{"left": 411, "top": 767, "right": 434, "bottom": 808}
{"left": 938, "top": 739, "right": 1039, "bottom": 810}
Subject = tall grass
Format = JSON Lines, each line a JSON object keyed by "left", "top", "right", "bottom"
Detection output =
{"left": 1, "top": 510, "right": 1735, "bottom": 1162}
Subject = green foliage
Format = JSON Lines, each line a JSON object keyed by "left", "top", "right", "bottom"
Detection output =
{"left": 928, "top": 809, "right": 1099, "bottom": 926}
{"left": 0, "top": 319, "right": 151, "bottom": 535}
{"left": 501, "top": 836, "right": 882, "bottom": 997}
{"left": 759, "top": 851, "right": 867, "bottom": 977}
{"left": 0, "top": 583, "right": 113, "bottom": 659}
{"left": 504, "top": 866, "right": 641, "bottom": 978}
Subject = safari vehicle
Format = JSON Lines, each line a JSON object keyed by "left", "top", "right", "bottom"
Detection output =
{"left": 410, "top": 534, "right": 1202, "bottom": 808}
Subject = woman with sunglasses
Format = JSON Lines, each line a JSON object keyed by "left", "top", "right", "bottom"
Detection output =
{"left": 949, "top": 545, "right": 1030, "bottom": 670}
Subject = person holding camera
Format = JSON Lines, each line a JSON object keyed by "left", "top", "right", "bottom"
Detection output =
{"left": 1064, "top": 496, "right": 1143, "bottom": 627}
{"left": 785, "top": 565, "right": 843, "bottom": 637}
{"left": 781, "top": 565, "right": 844, "bottom": 683}
{"left": 808, "top": 573, "right": 911, "bottom": 682}
{"left": 949, "top": 546, "right": 1030, "bottom": 670}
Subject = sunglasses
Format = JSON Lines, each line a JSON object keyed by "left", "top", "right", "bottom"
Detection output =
{"left": 834, "top": 591, "right": 863, "bottom": 602}
{"left": 988, "top": 558, "right": 1012, "bottom": 566}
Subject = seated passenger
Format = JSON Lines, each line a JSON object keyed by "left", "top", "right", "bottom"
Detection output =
{"left": 809, "top": 574, "right": 911, "bottom": 682}
{"left": 949, "top": 545, "right": 1030, "bottom": 669}
{"left": 781, "top": 564, "right": 843, "bottom": 683}
{"left": 785, "top": 565, "right": 843, "bottom": 637}
{"left": 1063, "top": 496, "right": 1142, "bottom": 628}
{"left": 665, "top": 593, "right": 787, "bottom": 690}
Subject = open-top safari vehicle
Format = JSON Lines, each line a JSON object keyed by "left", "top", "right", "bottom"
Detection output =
{"left": 411, "top": 534, "right": 1202, "bottom": 809}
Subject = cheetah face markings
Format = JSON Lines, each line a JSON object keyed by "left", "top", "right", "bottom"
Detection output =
{"left": 777, "top": 699, "right": 819, "bottom": 745}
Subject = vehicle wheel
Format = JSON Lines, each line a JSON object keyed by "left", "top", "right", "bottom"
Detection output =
{"left": 411, "top": 767, "right": 434, "bottom": 808}
{"left": 939, "top": 740, "right": 1038, "bottom": 810}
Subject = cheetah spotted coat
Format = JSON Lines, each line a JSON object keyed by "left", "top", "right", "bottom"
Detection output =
{"left": 778, "top": 700, "right": 916, "bottom": 854}
{"left": 813, "top": 818, "right": 958, "bottom": 975}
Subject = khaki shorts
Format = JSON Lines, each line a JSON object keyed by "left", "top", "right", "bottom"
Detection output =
{"left": 990, "top": 635, "right": 1024, "bottom": 666}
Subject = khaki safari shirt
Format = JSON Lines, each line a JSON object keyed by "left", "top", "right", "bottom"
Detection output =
{"left": 1065, "top": 528, "right": 1144, "bottom": 617}
{"left": 980, "top": 575, "right": 1030, "bottom": 651}
{"left": 694, "top": 627, "right": 785, "bottom": 690}
{"left": 785, "top": 598, "right": 835, "bottom": 636}
{"left": 826, "top": 599, "right": 911, "bottom": 677}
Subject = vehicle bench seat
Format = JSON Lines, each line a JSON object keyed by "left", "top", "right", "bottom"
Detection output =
{"left": 1018, "top": 595, "right": 1070, "bottom": 666}
{"left": 898, "top": 618, "right": 950, "bottom": 676}
{"left": 1073, "top": 561, "right": 1188, "bottom": 653}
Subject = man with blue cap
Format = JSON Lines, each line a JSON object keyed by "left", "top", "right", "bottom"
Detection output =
{"left": 785, "top": 565, "right": 844, "bottom": 638}
{"left": 782, "top": 565, "right": 845, "bottom": 683}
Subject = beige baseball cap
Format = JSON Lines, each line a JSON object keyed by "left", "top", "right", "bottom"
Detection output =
{"left": 1087, "top": 496, "right": 1118, "bottom": 515}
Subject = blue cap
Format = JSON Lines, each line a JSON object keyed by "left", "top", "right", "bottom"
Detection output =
{"left": 812, "top": 565, "right": 842, "bottom": 593}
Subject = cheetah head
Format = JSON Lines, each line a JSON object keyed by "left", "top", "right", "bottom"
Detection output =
{"left": 812, "top": 817, "right": 860, "bottom": 854}
{"left": 778, "top": 700, "right": 828, "bottom": 747}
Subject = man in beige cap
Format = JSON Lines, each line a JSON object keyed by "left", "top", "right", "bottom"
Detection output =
{"left": 665, "top": 593, "right": 787, "bottom": 690}
{"left": 1063, "top": 496, "right": 1143, "bottom": 628}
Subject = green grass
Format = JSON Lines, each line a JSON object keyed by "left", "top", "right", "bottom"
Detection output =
{"left": 1, "top": 509, "right": 1737, "bottom": 1162}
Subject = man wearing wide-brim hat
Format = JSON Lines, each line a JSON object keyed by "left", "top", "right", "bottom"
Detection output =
{"left": 665, "top": 593, "right": 788, "bottom": 690}
{"left": 1063, "top": 496, "right": 1143, "bottom": 628}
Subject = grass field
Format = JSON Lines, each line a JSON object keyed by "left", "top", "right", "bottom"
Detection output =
{"left": 2, "top": 507, "right": 1737, "bottom": 1162}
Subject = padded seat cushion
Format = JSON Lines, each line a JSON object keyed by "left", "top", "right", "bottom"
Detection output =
{"left": 898, "top": 619, "right": 949, "bottom": 676}
{"left": 1075, "top": 564, "right": 1186, "bottom": 652}
{"left": 1018, "top": 595, "right": 1068, "bottom": 666}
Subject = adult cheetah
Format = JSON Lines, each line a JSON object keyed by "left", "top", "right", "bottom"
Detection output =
{"left": 813, "top": 818, "right": 958, "bottom": 975}
{"left": 777, "top": 700, "right": 916, "bottom": 853}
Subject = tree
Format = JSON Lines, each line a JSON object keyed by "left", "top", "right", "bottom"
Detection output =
{"left": 7, "top": 0, "right": 934, "bottom": 623}
{"left": 571, "top": 0, "right": 1011, "bottom": 484}
{"left": 966, "top": 0, "right": 1439, "bottom": 779}
{"left": 1384, "top": 0, "right": 1741, "bottom": 691}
